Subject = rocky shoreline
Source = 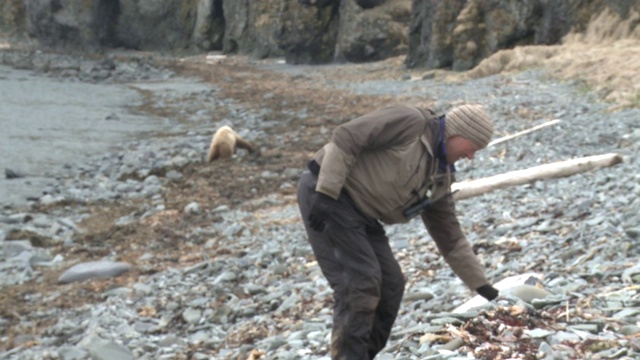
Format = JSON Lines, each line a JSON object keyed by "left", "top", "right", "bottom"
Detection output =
{"left": 1, "top": 48, "right": 639, "bottom": 359}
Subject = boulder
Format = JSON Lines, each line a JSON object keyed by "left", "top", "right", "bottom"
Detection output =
{"left": 449, "top": 0, "right": 544, "bottom": 71}
{"left": 222, "top": 0, "right": 285, "bottom": 59}
{"left": 275, "top": 0, "right": 339, "bottom": 64}
{"left": 116, "top": 0, "right": 199, "bottom": 51}
{"left": 334, "top": 0, "right": 411, "bottom": 63}
{"left": 24, "top": 0, "right": 118, "bottom": 51}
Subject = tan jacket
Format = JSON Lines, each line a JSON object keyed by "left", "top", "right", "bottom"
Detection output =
{"left": 312, "top": 104, "right": 488, "bottom": 290}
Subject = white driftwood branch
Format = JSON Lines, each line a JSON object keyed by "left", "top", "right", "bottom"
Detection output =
{"left": 488, "top": 119, "right": 561, "bottom": 147}
{"left": 452, "top": 153, "right": 623, "bottom": 200}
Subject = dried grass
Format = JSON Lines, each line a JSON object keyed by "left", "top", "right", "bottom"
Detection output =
{"left": 463, "top": 9, "right": 640, "bottom": 110}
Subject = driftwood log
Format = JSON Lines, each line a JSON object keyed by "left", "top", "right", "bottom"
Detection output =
{"left": 488, "top": 119, "right": 561, "bottom": 147}
{"left": 452, "top": 153, "right": 623, "bottom": 201}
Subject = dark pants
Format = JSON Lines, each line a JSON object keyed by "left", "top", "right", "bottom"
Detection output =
{"left": 297, "top": 170, "right": 406, "bottom": 360}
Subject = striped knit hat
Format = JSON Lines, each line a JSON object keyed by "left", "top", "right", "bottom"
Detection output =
{"left": 445, "top": 104, "right": 494, "bottom": 148}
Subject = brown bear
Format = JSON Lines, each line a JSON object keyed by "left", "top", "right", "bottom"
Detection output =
{"left": 207, "top": 125, "right": 255, "bottom": 162}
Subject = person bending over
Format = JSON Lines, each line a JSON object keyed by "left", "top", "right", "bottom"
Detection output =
{"left": 296, "top": 103, "right": 499, "bottom": 359}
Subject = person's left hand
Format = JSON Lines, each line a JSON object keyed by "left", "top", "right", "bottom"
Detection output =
{"left": 308, "top": 192, "right": 336, "bottom": 232}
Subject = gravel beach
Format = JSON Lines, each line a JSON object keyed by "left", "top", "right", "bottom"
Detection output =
{"left": 1, "top": 47, "right": 639, "bottom": 360}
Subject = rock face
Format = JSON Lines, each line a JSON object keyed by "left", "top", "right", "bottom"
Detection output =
{"left": 0, "top": 0, "right": 26, "bottom": 38}
{"left": 116, "top": 0, "right": 199, "bottom": 51}
{"left": 5, "top": 0, "right": 410, "bottom": 64}
{"left": 407, "top": 0, "right": 640, "bottom": 70}
{"left": 3, "top": 0, "right": 640, "bottom": 67}
{"left": 334, "top": 0, "right": 411, "bottom": 62}
{"left": 223, "top": 0, "right": 285, "bottom": 59}
{"left": 275, "top": 0, "right": 339, "bottom": 64}
{"left": 24, "top": 0, "right": 119, "bottom": 51}
{"left": 407, "top": 0, "right": 466, "bottom": 69}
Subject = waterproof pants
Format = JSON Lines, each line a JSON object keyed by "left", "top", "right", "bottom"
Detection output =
{"left": 297, "top": 170, "right": 406, "bottom": 360}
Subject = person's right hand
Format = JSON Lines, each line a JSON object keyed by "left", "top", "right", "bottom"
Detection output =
{"left": 476, "top": 284, "right": 499, "bottom": 301}
{"left": 308, "top": 192, "right": 336, "bottom": 232}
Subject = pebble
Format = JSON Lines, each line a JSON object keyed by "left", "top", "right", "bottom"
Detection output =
{"left": 58, "top": 261, "right": 132, "bottom": 284}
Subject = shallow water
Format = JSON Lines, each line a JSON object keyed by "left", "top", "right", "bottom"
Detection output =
{"left": 0, "top": 64, "right": 161, "bottom": 207}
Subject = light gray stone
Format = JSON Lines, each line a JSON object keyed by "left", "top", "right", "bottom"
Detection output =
{"left": 3, "top": 240, "right": 33, "bottom": 258}
{"left": 58, "top": 261, "right": 132, "bottom": 284}
{"left": 88, "top": 341, "right": 134, "bottom": 360}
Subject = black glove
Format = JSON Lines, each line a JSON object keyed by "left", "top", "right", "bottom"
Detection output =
{"left": 476, "top": 284, "right": 499, "bottom": 301}
{"left": 308, "top": 192, "right": 336, "bottom": 232}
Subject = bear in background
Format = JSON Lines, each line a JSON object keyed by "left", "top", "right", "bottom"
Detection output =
{"left": 207, "top": 125, "right": 255, "bottom": 162}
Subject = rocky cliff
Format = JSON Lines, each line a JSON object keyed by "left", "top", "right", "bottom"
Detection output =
{"left": 1, "top": 0, "right": 639, "bottom": 70}
{"left": 407, "top": 0, "right": 640, "bottom": 70}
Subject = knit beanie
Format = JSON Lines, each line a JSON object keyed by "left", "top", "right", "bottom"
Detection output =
{"left": 445, "top": 104, "right": 494, "bottom": 148}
